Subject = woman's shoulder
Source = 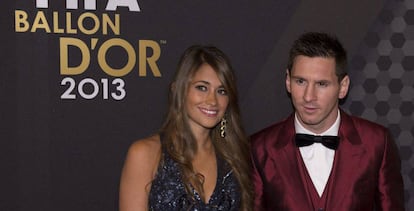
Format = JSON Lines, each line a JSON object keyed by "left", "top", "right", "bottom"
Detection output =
{"left": 125, "top": 134, "right": 162, "bottom": 174}
{"left": 129, "top": 134, "right": 161, "bottom": 154}
{"left": 119, "top": 134, "right": 163, "bottom": 210}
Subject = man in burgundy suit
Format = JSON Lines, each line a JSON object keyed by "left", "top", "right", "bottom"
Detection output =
{"left": 251, "top": 32, "right": 404, "bottom": 211}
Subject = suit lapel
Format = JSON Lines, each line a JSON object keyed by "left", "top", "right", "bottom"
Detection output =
{"left": 272, "top": 115, "right": 313, "bottom": 209}
{"left": 325, "top": 111, "right": 366, "bottom": 210}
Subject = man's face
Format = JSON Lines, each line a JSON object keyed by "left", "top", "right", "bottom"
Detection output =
{"left": 286, "top": 55, "right": 349, "bottom": 133}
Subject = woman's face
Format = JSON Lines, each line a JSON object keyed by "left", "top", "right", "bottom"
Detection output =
{"left": 185, "top": 64, "right": 229, "bottom": 134}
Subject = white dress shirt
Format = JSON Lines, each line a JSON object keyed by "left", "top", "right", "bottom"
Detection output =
{"left": 294, "top": 110, "right": 341, "bottom": 196}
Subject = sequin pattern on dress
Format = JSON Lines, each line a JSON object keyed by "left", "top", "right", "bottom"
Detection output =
{"left": 148, "top": 142, "right": 241, "bottom": 211}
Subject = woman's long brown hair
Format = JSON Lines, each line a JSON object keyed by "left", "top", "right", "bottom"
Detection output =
{"left": 160, "top": 45, "right": 253, "bottom": 210}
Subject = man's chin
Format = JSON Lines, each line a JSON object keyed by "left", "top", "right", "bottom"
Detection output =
{"left": 299, "top": 116, "right": 321, "bottom": 127}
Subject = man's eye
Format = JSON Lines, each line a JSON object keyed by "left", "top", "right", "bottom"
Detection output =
{"left": 318, "top": 82, "right": 328, "bottom": 87}
{"left": 295, "top": 79, "right": 305, "bottom": 85}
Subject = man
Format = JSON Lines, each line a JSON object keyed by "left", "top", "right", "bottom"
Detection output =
{"left": 251, "top": 32, "right": 404, "bottom": 211}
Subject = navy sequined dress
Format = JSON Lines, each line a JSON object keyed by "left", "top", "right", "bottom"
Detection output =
{"left": 148, "top": 140, "right": 241, "bottom": 211}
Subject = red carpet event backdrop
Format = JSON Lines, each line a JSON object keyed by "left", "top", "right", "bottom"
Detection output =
{"left": 1, "top": 0, "right": 413, "bottom": 210}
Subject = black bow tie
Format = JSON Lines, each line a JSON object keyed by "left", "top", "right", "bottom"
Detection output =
{"left": 295, "top": 133, "right": 340, "bottom": 150}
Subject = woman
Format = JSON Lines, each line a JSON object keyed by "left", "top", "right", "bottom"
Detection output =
{"left": 119, "top": 45, "right": 253, "bottom": 211}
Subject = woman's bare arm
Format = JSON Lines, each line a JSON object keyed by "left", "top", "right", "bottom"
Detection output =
{"left": 119, "top": 135, "right": 161, "bottom": 211}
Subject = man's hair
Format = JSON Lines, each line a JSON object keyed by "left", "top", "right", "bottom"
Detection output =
{"left": 287, "top": 32, "right": 348, "bottom": 81}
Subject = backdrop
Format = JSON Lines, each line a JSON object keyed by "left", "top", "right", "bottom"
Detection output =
{"left": 1, "top": 0, "right": 413, "bottom": 210}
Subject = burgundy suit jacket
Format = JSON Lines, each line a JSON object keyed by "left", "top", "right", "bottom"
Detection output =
{"left": 251, "top": 110, "right": 404, "bottom": 211}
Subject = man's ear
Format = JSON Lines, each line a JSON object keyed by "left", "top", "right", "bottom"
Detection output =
{"left": 285, "top": 69, "right": 291, "bottom": 93}
{"left": 339, "top": 75, "right": 350, "bottom": 99}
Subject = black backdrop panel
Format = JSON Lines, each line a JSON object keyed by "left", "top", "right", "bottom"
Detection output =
{"left": 1, "top": 0, "right": 413, "bottom": 210}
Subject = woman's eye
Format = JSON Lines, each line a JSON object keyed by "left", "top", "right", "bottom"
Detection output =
{"left": 217, "top": 89, "right": 227, "bottom": 95}
{"left": 195, "top": 85, "right": 207, "bottom": 91}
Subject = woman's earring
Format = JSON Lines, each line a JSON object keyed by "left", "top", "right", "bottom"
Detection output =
{"left": 220, "top": 117, "right": 227, "bottom": 138}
